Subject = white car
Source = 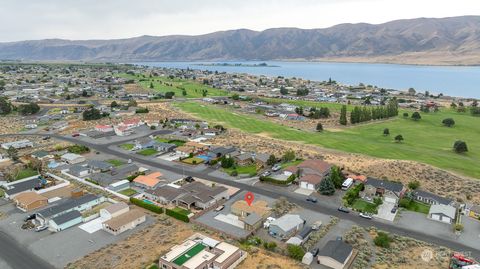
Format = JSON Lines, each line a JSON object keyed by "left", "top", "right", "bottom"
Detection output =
{"left": 359, "top": 212, "right": 373, "bottom": 219}
{"left": 272, "top": 164, "right": 282, "bottom": 172}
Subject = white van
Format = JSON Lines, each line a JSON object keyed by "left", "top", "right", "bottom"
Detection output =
{"left": 341, "top": 178, "right": 354, "bottom": 190}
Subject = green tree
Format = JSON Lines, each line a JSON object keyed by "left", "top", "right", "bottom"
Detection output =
{"left": 450, "top": 102, "right": 457, "bottom": 109}
{"left": 408, "top": 180, "right": 420, "bottom": 190}
{"left": 182, "top": 89, "right": 187, "bottom": 96}
{"left": 280, "top": 86, "right": 288, "bottom": 95}
{"left": 319, "top": 177, "right": 335, "bottom": 195}
{"left": 17, "top": 102, "right": 40, "bottom": 115}
{"left": 220, "top": 156, "right": 235, "bottom": 168}
{"left": 128, "top": 99, "right": 137, "bottom": 107}
{"left": 0, "top": 97, "right": 13, "bottom": 115}
{"left": 394, "top": 134, "right": 404, "bottom": 143}
{"left": 110, "top": 101, "right": 118, "bottom": 108}
{"left": 408, "top": 87, "right": 416, "bottom": 95}
{"left": 316, "top": 123, "right": 323, "bottom": 132}
{"left": 231, "top": 93, "right": 240, "bottom": 100}
{"left": 329, "top": 166, "right": 343, "bottom": 189}
{"left": 383, "top": 128, "right": 390, "bottom": 136}
{"left": 287, "top": 244, "right": 305, "bottom": 261}
{"left": 411, "top": 112, "right": 421, "bottom": 121}
{"left": 442, "top": 118, "right": 455, "bottom": 127}
{"left": 453, "top": 140, "right": 468, "bottom": 153}
{"left": 339, "top": 105, "right": 347, "bottom": 125}
{"left": 82, "top": 108, "right": 102, "bottom": 121}
{"left": 164, "top": 91, "right": 175, "bottom": 99}
{"left": 149, "top": 82, "right": 154, "bottom": 89}
{"left": 403, "top": 112, "right": 409, "bottom": 118}
{"left": 266, "top": 154, "right": 277, "bottom": 166}
{"left": 374, "top": 232, "right": 391, "bottom": 248}
{"left": 282, "top": 150, "right": 295, "bottom": 162}
{"left": 7, "top": 146, "right": 18, "bottom": 161}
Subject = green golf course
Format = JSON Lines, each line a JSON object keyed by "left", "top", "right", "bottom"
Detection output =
{"left": 176, "top": 101, "right": 480, "bottom": 178}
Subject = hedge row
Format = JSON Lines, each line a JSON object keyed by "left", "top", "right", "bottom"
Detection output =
{"left": 130, "top": 198, "right": 164, "bottom": 214}
{"left": 259, "top": 174, "right": 296, "bottom": 185}
{"left": 165, "top": 208, "right": 190, "bottom": 223}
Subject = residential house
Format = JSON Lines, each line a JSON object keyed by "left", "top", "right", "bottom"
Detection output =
{"left": 269, "top": 214, "right": 304, "bottom": 239}
{"left": 133, "top": 172, "right": 163, "bottom": 189}
{"left": 208, "top": 146, "right": 237, "bottom": 158}
{"left": 107, "top": 180, "right": 130, "bottom": 192}
{"left": 154, "top": 142, "right": 177, "bottom": 153}
{"left": 50, "top": 121, "right": 68, "bottom": 130}
{"left": 234, "top": 153, "right": 253, "bottom": 166}
{"left": 317, "top": 240, "right": 354, "bottom": 269}
{"left": 48, "top": 210, "right": 83, "bottom": 232}
{"left": 61, "top": 153, "right": 86, "bottom": 164}
{"left": 144, "top": 185, "right": 188, "bottom": 205}
{"left": 1, "top": 139, "right": 34, "bottom": 150}
{"left": 31, "top": 150, "right": 53, "bottom": 160}
{"left": 87, "top": 160, "right": 113, "bottom": 173}
{"left": 133, "top": 137, "right": 158, "bottom": 150}
{"left": 3, "top": 176, "right": 42, "bottom": 199}
{"left": 468, "top": 204, "right": 480, "bottom": 219}
{"left": 114, "top": 125, "right": 133, "bottom": 136}
{"left": 68, "top": 165, "right": 90, "bottom": 177}
{"left": 253, "top": 153, "right": 270, "bottom": 168}
{"left": 428, "top": 204, "right": 456, "bottom": 224}
{"left": 412, "top": 190, "right": 453, "bottom": 206}
{"left": 159, "top": 235, "right": 245, "bottom": 269}
{"left": 231, "top": 200, "right": 271, "bottom": 231}
{"left": 13, "top": 191, "right": 48, "bottom": 212}
{"left": 36, "top": 194, "right": 104, "bottom": 225}
{"left": 286, "top": 159, "right": 333, "bottom": 191}
{"left": 99, "top": 202, "right": 130, "bottom": 219}
{"left": 95, "top": 125, "right": 114, "bottom": 132}
{"left": 102, "top": 209, "right": 146, "bottom": 235}
{"left": 363, "top": 178, "right": 405, "bottom": 204}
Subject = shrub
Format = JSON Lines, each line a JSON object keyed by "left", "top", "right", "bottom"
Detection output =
{"left": 85, "top": 178, "right": 99, "bottom": 185}
{"left": 454, "top": 223, "right": 464, "bottom": 232}
{"left": 259, "top": 174, "right": 296, "bottom": 185}
{"left": 263, "top": 241, "right": 277, "bottom": 251}
{"left": 287, "top": 244, "right": 305, "bottom": 261}
{"left": 67, "top": 144, "right": 90, "bottom": 154}
{"left": 442, "top": 118, "right": 455, "bottom": 127}
{"left": 165, "top": 208, "right": 189, "bottom": 222}
{"left": 230, "top": 170, "right": 238, "bottom": 177}
{"left": 408, "top": 180, "right": 420, "bottom": 190}
{"left": 130, "top": 198, "right": 163, "bottom": 214}
{"left": 453, "top": 140, "right": 468, "bottom": 153}
{"left": 374, "top": 232, "right": 391, "bottom": 248}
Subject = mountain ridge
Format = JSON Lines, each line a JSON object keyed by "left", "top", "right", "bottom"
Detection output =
{"left": 1, "top": 16, "right": 479, "bottom": 65}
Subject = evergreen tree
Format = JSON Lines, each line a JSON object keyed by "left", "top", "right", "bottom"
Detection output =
{"left": 339, "top": 105, "right": 347, "bottom": 125}
{"left": 453, "top": 140, "right": 468, "bottom": 153}
{"left": 383, "top": 128, "right": 390, "bottom": 136}
{"left": 319, "top": 177, "right": 335, "bottom": 195}
{"left": 411, "top": 112, "right": 421, "bottom": 121}
{"left": 316, "top": 123, "right": 323, "bottom": 132}
{"left": 329, "top": 166, "right": 343, "bottom": 189}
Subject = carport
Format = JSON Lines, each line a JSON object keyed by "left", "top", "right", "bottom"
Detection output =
{"left": 79, "top": 216, "right": 109, "bottom": 234}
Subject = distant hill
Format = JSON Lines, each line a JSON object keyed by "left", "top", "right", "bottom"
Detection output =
{"left": 1, "top": 16, "right": 479, "bottom": 65}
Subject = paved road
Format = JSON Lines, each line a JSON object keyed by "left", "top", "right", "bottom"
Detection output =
{"left": 3, "top": 133, "right": 480, "bottom": 260}
{"left": 0, "top": 231, "right": 54, "bottom": 269}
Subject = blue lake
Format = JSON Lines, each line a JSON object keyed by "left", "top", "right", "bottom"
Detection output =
{"left": 136, "top": 61, "right": 480, "bottom": 98}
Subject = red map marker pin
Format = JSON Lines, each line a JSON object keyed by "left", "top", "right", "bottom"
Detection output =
{"left": 245, "top": 192, "right": 254, "bottom": 206}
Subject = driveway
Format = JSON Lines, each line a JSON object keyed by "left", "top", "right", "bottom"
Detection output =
{"left": 374, "top": 201, "right": 396, "bottom": 222}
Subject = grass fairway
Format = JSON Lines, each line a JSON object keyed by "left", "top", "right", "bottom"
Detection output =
{"left": 120, "top": 73, "right": 228, "bottom": 98}
{"left": 176, "top": 101, "right": 480, "bottom": 178}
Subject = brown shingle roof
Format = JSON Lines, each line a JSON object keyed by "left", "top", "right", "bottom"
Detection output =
{"left": 13, "top": 191, "right": 47, "bottom": 206}
{"left": 103, "top": 209, "right": 145, "bottom": 230}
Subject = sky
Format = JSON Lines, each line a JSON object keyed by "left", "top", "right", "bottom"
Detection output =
{"left": 0, "top": 0, "right": 479, "bottom": 42}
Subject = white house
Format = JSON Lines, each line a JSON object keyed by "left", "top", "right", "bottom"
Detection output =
{"left": 61, "top": 153, "right": 86, "bottom": 164}
{"left": 1, "top": 140, "right": 34, "bottom": 150}
{"left": 428, "top": 204, "right": 456, "bottom": 224}
{"left": 100, "top": 202, "right": 130, "bottom": 219}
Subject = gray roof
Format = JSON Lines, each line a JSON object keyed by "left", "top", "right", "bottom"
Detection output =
{"left": 88, "top": 160, "right": 113, "bottom": 170}
{"left": 69, "top": 165, "right": 89, "bottom": 175}
{"left": 297, "top": 225, "right": 313, "bottom": 239}
{"left": 209, "top": 146, "right": 236, "bottom": 156}
{"left": 254, "top": 153, "right": 270, "bottom": 163}
{"left": 270, "top": 214, "right": 304, "bottom": 232}
{"left": 429, "top": 204, "right": 456, "bottom": 219}
{"left": 318, "top": 240, "right": 353, "bottom": 264}
{"left": 5, "top": 177, "right": 41, "bottom": 196}
{"left": 50, "top": 210, "right": 82, "bottom": 225}
{"left": 413, "top": 190, "right": 452, "bottom": 205}
{"left": 366, "top": 178, "right": 404, "bottom": 193}
{"left": 235, "top": 153, "right": 252, "bottom": 161}
{"left": 244, "top": 212, "right": 262, "bottom": 226}
{"left": 145, "top": 185, "right": 187, "bottom": 201}
{"left": 37, "top": 194, "right": 99, "bottom": 218}
{"left": 31, "top": 150, "right": 50, "bottom": 158}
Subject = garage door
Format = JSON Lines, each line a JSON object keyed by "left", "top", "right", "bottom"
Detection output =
{"left": 300, "top": 182, "right": 308, "bottom": 189}
{"left": 431, "top": 214, "right": 441, "bottom": 221}
{"left": 440, "top": 216, "right": 451, "bottom": 223}
{"left": 385, "top": 197, "right": 397, "bottom": 203}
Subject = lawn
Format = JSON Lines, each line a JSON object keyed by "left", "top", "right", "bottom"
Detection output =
{"left": 107, "top": 159, "right": 125, "bottom": 167}
{"left": 0, "top": 188, "right": 4, "bottom": 197}
{"left": 120, "top": 143, "right": 134, "bottom": 150}
{"left": 137, "top": 149, "right": 158, "bottom": 156}
{"left": 14, "top": 168, "right": 38, "bottom": 181}
{"left": 400, "top": 198, "right": 431, "bottom": 214}
{"left": 118, "top": 188, "right": 137, "bottom": 197}
{"left": 181, "top": 157, "right": 204, "bottom": 165}
{"left": 155, "top": 137, "right": 186, "bottom": 146}
{"left": 223, "top": 164, "right": 257, "bottom": 175}
{"left": 172, "top": 207, "right": 191, "bottom": 215}
{"left": 352, "top": 199, "right": 379, "bottom": 214}
{"left": 280, "top": 159, "right": 304, "bottom": 169}
{"left": 175, "top": 101, "right": 480, "bottom": 178}
{"left": 120, "top": 73, "right": 229, "bottom": 98}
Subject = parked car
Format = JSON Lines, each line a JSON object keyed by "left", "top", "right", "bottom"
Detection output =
{"left": 306, "top": 196, "right": 318, "bottom": 203}
{"left": 359, "top": 212, "right": 373, "bottom": 219}
{"left": 42, "top": 136, "right": 51, "bottom": 140}
{"left": 271, "top": 164, "right": 282, "bottom": 172}
{"left": 261, "top": 171, "right": 271, "bottom": 177}
{"left": 336, "top": 236, "right": 343, "bottom": 241}
{"left": 311, "top": 248, "right": 319, "bottom": 257}
{"left": 391, "top": 206, "right": 398, "bottom": 214}
{"left": 214, "top": 205, "right": 225, "bottom": 212}
{"left": 338, "top": 207, "right": 350, "bottom": 213}
{"left": 184, "top": 176, "right": 194, "bottom": 182}
{"left": 72, "top": 133, "right": 80, "bottom": 137}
